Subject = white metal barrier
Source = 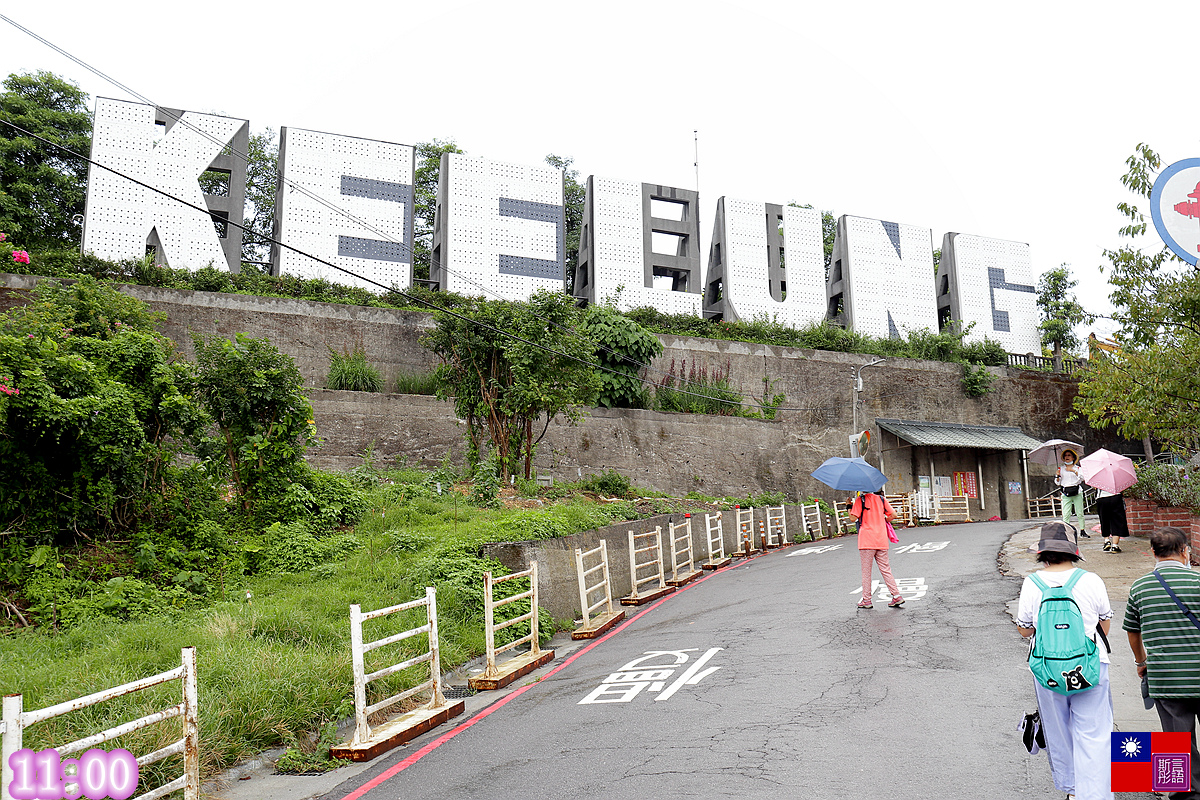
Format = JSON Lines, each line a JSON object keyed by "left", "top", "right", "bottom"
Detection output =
{"left": 733, "top": 506, "right": 758, "bottom": 556}
{"left": 333, "top": 588, "right": 463, "bottom": 761}
{"left": 798, "top": 502, "right": 824, "bottom": 541}
{"left": 702, "top": 511, "right": 731, "bottom": 569}
{"left": 666, "top": 515, "right": 700, "bottom": 586}
{"left": 834, "top": 501, "right": 854, "bottom": 533}
{"left": 2, "top": 647, "right": 199, "bottom": 800}
{"left": 909, "top": 490, "right": 933, "bottom": 522}
{"left": 621, "top": 527, "right": 674, "bottom": 605}
{"left": 1027, "top": 495, "right": 1063, "bottom": 518}
{"left": 885, "top": 494, "right": 913, "bottom": 527}
{"left": 572, "top": 540, "right": 624, "bottom": 639}
{"left": 765, "top": 506, "right": 789, "bottom": 547}
{"left": 933, "top": 495, "right": 972, "bottom": 523}
{"left": 470, "top": 563, "right": 553, "bottom": 691}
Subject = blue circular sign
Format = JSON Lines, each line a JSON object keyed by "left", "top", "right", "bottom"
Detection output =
{"left": 1151, "top": 158, "right": 1200, "bottom": 267}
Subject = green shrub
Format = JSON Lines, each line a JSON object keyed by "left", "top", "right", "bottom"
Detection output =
{"left": 1126, "top": 462, "right": 1200, "bottom": 511}
{"left": 654, "top": 358, "right": 743, "bottom": 415}
{"left": 580, "top": 469, "right": 631, "bottom": 498}
{"left": 326, "top": 346, "right": 383, "bottom": 392}
{"left": 961, "top": 337, "right": 1009, "bottom": 366}
{"left": 961, "top": 363, "right": 995, "bottom": 397}
{"left": 394, "top": 369, "right": 440, "bottom": 395}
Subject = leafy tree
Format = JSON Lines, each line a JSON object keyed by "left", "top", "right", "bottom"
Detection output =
{"left": 191, "top": 333, "right": 315, "bottom": 511}
{"left": 412, "top": 138, "right": 464, "bottom": 283}
{"left": 1037, "top": 264, "right": 1089, "bottom": 369}
{"left": 0, "top": 278, "right": 201, "bottom": 540}
{"left": 579, "top": 303, "right": 662, "bottom": 408}
{"left": 241, "top": 128, "right": 278, "bottom": 265}
{"left": 546, "top": 154, "right": 584, "bottom": 293}
{"left": 424, "top": 290, "right": 599, "bottom": 480}
{"left": 0, "top": 71, "right": 92, "bottom": 250}
{"left": 1074, "top": 143, "right": 1200, "bottom": 454}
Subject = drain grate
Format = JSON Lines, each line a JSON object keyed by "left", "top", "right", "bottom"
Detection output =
{"left": 442, "top": 685, "right": 477, "bottom": 699}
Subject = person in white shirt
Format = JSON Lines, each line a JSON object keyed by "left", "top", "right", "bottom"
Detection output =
{"left": 1056, "top": 448, "right": 1087, "bottom": 537}
{"left": 1017, "top": 521, "right": 1114, "bottom": 800}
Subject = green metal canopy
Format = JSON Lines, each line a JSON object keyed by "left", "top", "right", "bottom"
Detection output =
{"left": 875, "top": 418, "right": 1044, "bottom": 451}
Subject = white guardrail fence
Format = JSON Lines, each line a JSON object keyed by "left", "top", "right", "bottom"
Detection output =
{"left": 703, "top": 511, "right": 731, "bottom": 570}
{"left": 622, "top": 527, "right": 673, "bottom": 606}
{"left": 332, "top": 587, "right": 464, "bottom": 761}
{"left": 765, "top": 506, "right": 790, "bottom": 548}
{"left": 469, "top": 563, "right": 554, "bottom": 691}
{"left": 572, "top": 540, "right": 624, "bottom": 640}
{"left": 666, "top": 515, "right": 701, "bottom": 587}
{"left": 2, "top": 647, "right": 199, "bottom": 800}
{"left": 733, "top": 506, "right": 757, "bottom": 557}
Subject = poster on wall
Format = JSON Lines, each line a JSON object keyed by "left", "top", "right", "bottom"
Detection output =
{"left": 1008, "top": 481, "right": 1023, "bottom": 495}
{"left": 918, "top": 476, "right": 931, "bottom": 491}
{"left": 952, "top": 471, "right": 978, "bottom": 498}
{"left": 933, "top": 476, "right": 953, "bottom": 497}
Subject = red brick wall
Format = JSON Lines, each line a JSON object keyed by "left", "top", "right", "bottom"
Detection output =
{"left": 1122, "top": 498, "right": 1200, "bottom": 564}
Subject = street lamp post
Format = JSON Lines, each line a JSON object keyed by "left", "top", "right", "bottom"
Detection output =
{"left": 851, "top": 357, "right": 887, "bottom": 435}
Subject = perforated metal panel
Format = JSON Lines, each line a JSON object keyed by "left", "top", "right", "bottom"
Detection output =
{"left": 82, "top": 98, "right": 247, "bottom": 271}
{"left": 273, "top": 128, "right": 414, "bottom": 292}
{"left": 703, "top": 198, "right": 826, "bottom": 325}
{"left": 838, "top": 216, "right": 937, "bottom": 339}
{"left": 580, "top": 177, "right": 702, "bottom": 314}
{"left": 432, "top": 154, "right": 564, "bottom": 299}
{"left": 939, "top": 233, "right": 1038, "bottom": 352}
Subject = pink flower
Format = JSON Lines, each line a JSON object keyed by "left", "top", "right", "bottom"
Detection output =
{"left": 12, "top": 250, "right": 30, "bottom": 265}
{"left": 0, "top": 233, "right": 7, "bottom": 241}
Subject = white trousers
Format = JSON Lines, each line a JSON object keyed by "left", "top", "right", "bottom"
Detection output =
{"left": 1033, "top": 662, "right": 1113, "bottom": 800}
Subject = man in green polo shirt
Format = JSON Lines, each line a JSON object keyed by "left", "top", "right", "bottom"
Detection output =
{"left": 1125, "top": 526, "right": 1200, "bottom": 799}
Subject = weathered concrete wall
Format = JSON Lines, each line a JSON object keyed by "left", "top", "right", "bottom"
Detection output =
{"left": 481, "top": 505, "right": 815, "bottom": 621}
{"left": 0, "top": 274, "right": 437, "bottom": 389}
{"left": 1, "top": 274, "right": 1128, "bottom": 511}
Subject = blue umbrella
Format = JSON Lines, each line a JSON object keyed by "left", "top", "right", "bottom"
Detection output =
{"left": 811, "top": 456, "right": 888, "bottom": 492}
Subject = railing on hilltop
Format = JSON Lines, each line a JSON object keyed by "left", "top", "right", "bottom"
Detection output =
{"left": 1007, "top": 352, "right": 1087, "bottom": 375}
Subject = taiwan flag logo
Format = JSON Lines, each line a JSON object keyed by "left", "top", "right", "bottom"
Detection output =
{"left": 1111, "top": 732, "right": 1191, "bottom": 792}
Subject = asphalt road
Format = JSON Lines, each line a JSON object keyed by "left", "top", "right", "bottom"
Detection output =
{"left": 309, "top": 520, "right": 1069, "bottom": 800}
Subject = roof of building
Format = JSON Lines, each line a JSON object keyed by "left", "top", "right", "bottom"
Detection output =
{"left": 875, "top": 418, "right": 1044, "bottom": 451}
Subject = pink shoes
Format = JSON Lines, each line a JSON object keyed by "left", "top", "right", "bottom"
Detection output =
{"left": 857, "top": 600, "right": 873, "bottom": 609}
{"left": 888, "top": 596, "right": 905, "bottom": 608}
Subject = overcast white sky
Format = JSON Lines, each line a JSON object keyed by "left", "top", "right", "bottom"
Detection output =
{"left": 5, "top": 1, "right": 1198, "bottom": 340}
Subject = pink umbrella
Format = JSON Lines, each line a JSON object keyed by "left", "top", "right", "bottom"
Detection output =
{"left": 1078, "top": 448, "right": 1137, "bottom": 494}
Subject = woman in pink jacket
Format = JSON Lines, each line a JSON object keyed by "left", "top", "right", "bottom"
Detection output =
{"left": 850, "top": 491, "right": 904, "bottom": 609}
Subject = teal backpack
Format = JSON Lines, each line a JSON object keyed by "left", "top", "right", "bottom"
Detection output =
{"left": 1028, "top": 570, "right": 1099, "bottom": 695}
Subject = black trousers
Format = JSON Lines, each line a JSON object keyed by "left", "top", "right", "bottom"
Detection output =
{"left": 1155, "top": 696, "right": 1200, "bottom": 798}
{"left": 1097, "top": 493, "right": 1129, "bottom": 539}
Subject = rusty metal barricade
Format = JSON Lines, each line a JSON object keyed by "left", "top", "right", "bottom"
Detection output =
{"left": 573, "top": 540, "right": 624, "bottom": 639}
{"left": 333, "top": 587, "right": 463, "bottom": 761}
{"left": 666, "top": 515, "right": 701, "bottom": 586}
{"left": 621, "top": 527, "right": 673, "bottom": 605}
{"left": 1027, "top": 494, "right": 1063, "bottom": 518}
{"left": 732, "top": 506, "right": 758, "bottom": 557}
{"left": 765, "top": 505, "right": 789, "bottom": 547}
{"left": 470, "top": 563, "right": 553, "bottom": 691}
{"left": 933, "top": 495, "right": 972, "bottom": 523}
{"left": 885, "top": 494, "right": 913, "bottom": 527}
{"left": 702, "top": 511, "right": 731, "bottom": 569}
{"left": 2, "top": 647, "right": 200, "bottom": 800}
{"left": 798, "top": 502, "right": 824, "bottom": 541}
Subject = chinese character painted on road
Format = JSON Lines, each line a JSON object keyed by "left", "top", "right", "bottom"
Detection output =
{"left": 785, "top": 544, "right": 843, "bottom": 558}
{"left": 578, "top": 648, "right": 723, "bottom": 705}
{"left": 892, "top": 542, "right": 949, "bottom": 555}
{"left": 851, "top": 577, "right": 929, "bottom": 602}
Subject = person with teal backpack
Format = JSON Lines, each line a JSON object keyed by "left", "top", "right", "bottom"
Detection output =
{"left": 1017, "top": 521, "right": 1114, "bottom": 800}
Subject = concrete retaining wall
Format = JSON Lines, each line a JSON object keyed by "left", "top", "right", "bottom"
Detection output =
{"left": 0, "top": 274, "right": 1131, "bottom": 508}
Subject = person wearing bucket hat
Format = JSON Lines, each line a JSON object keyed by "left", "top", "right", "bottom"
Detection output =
{"left": 1057, "top": 449, "right": 1088, "bottom": 537}
{"left": 1016, "top": 521, "right": 1114, "bottom": 800}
